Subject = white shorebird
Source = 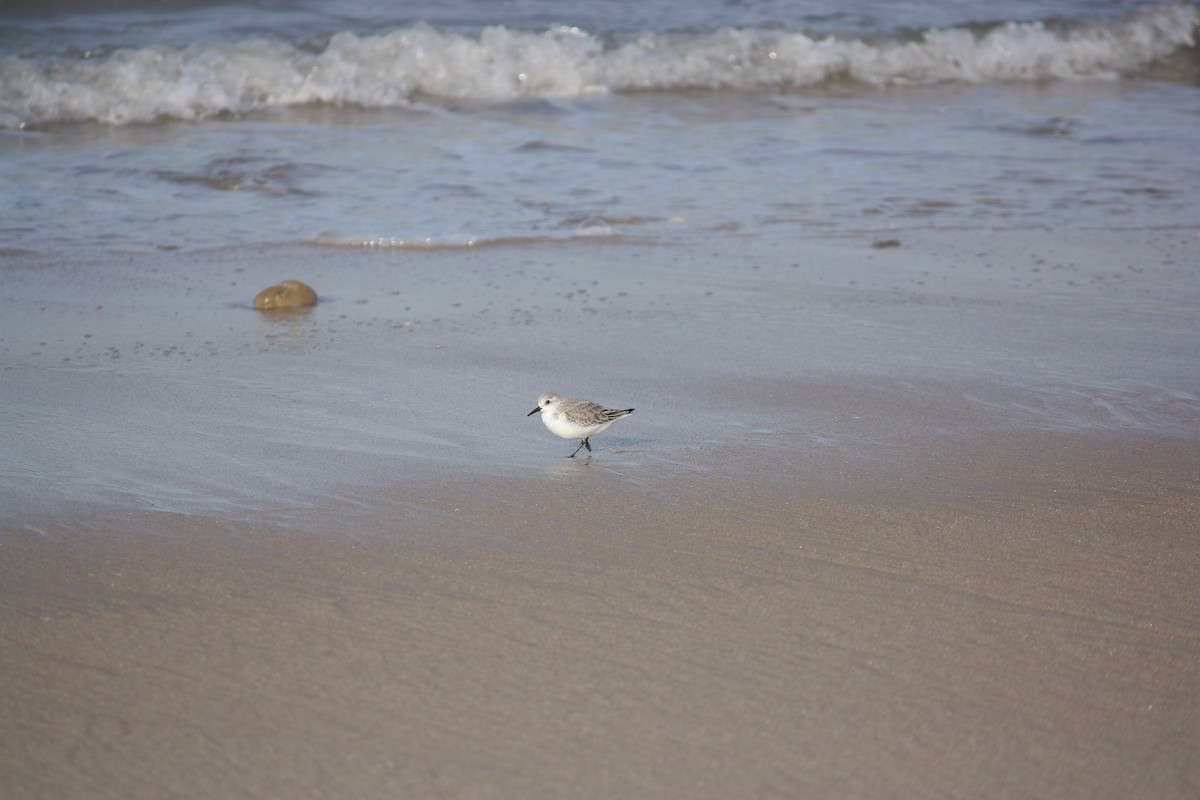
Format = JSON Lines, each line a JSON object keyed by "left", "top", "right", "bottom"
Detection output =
{"left": 527, "top": 392, "right": 635, "bottom": 457}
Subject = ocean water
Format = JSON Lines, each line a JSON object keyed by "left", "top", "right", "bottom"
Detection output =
{"left": 1, "top": 0, "right": 1197, "bottom": 254}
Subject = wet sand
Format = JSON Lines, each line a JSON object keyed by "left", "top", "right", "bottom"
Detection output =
{"left": 2, "top": 229, "right": 1199, "bottom": 797}
{"left": 3, "top": 432, "right": 1198, "bottom": 799}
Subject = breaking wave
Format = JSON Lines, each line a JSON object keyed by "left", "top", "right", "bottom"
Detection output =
{"left": 1, "top": 3, "right": 1196, "bottom": 127}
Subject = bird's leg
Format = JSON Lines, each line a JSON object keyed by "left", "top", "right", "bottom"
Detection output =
{"left": 584, "top": 438, "right": 592, "bottom": 452}
{"left": 568, "top": 439, "right": 588, "bottom": 458}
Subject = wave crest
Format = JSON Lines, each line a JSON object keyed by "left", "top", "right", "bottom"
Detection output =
{"left": 1, "top": 3, "right": 1195, "bottom": 127}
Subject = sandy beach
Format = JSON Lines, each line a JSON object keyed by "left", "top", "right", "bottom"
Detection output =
{"left": 5, "top": 1, "right": 1199, "bottom": 794}
{"left": 3, "top": 226, "right": 1198, "bottom": 798}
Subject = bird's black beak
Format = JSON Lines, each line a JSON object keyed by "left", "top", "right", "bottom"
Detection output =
{"left": 527, "top": 406, "right": 541, "bottom": 416}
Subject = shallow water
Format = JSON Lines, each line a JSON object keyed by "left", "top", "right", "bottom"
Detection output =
{"left": 1, "top": 2, "right": 1197, "bottom": 253}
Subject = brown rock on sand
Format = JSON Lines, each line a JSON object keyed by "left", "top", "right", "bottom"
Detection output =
{"left": 253, "top": 280, "right": 317, "bottom": 309}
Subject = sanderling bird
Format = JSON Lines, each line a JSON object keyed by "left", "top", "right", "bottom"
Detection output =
{"left": 527, "top": 392, "right": 635, "bottom": 457}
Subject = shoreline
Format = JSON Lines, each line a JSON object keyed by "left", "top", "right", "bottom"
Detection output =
{"left": 4, "top": 227, "right": 1198, "bottom": 522}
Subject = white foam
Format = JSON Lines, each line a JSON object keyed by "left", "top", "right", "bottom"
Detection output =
{"left": 1, "top": 4, "right": 1195, "bottom": 127}
{"left": 309, "top": 223, "right": 620, "bottom": 250}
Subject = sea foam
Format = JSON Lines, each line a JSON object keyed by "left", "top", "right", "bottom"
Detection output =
{"left": 1, "top": 3, "right": 1195, "bottom": 127}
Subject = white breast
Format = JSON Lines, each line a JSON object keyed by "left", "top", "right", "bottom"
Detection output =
{"left": 541, "top": 408, "right": 611, "bottom": 440}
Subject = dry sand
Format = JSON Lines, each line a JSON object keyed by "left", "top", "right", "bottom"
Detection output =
{"left": 2, "top": 229, "right": 1199, "bottom": 798}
